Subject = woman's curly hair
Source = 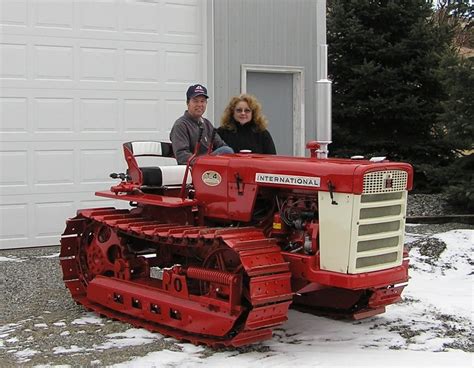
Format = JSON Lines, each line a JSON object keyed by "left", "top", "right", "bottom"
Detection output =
{"left": 220, "top": 94, "right": 268, "bottom": 132}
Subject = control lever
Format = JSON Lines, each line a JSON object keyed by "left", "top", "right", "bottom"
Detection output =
{"left": 327, "top": 180, "right": 338, "bottom": 205}
{"left": 180, "top": 122, "right": 204, "bottom": 199}
{"left": 110, "top": 172, "right": 130, "bottom": 181}
{"left": 207, "top": 128, "right": 217, "bottom": 154}
{"left": 197, "top": 122, "right": 204, "bottom": 150}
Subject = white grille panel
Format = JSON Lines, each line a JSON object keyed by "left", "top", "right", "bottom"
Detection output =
{"left": 363, "top": 170, "right": 408, "bottom": 194}
{"left": 349, "top": 190, "right": 408, "bottom": 273}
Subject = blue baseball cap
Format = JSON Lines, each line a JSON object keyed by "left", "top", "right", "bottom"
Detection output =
{"left": 186, "top": 84, "right": 209, "bottom": 100}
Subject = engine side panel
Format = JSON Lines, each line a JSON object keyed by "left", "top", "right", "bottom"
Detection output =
{"left": 318, "top": 191, "right": 355, "bottom": 273}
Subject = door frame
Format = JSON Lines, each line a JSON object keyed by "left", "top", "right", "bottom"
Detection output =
{"left": 241, "top": 64, "right": 305, "bottom": 156}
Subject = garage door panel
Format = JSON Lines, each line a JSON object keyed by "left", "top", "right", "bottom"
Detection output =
{"left": 1, "top": 0, "right": 202, "bottom": 45}
{"left": 79, "top": 198, "right": 129, "bottom": 211}
{"left": 0, "top": 192, "right": 129, "bottom": 249}
{"left": 34, "top": 44, "right": 74, "bottom": 81}
{"left": 0, "top": 97, "right": 28, "bottom": 132}
{"left": 164, "top": 99, "right": 186, "bottom": 132}
{"left": 0, "top": 0, "right": 207, "bottom": 249}
{"left": 1, "top": 89, "right": 181, "bottom": 142}
{"left": 164, "top": 49, "right": 201, "bottom": 84}
{"left": 0, "top": 142, "right": 124, "bottom": 196}
{"left": 79, "top": 148, "right": 122, "bottom": 184}
{"left": 123, "top": 99, "right": 161, "bottom": 132}
{"left": 0, "top": 127, "right": 174, "bottom": 145}
{"left": 123, "top": 0, "right": 160, "bottom": 35}
{"left": 34, "top": 149, "right": 75, "bottom": 185}
{"left": 33, "top": 0, "right": 74, "bottom": 30}
{"left": 34, "top": 200, "right": 75, "bottom": 239}
{"left": 0, "top": 42, "right": 27, "bottom": 79}
{"left": 1, "top": 35, "right": 202, "bottom": 91}
{"left": 0, "top": 150, "right": 28, "bottom": 189}
{"left": 0, "top": 202, "right": 28, "bottom": 245}
{"left": 0, "top": 0, "right": 27, "bottom": 27}
{"left": 164, "top": 1, "right": 201, "bottom": 37}
{"left": 34, "top": 97, "right": 74, "bottom": 132}
{"left": 79, "top": 0, "right": 118, "bottom": 32}
{"left": 124, "top": 48, "right": 160, "bottom": 83}
{"left": 0, "top": 142, "right": 31, "bottom": 197}
{"left": 80, "top": 98, "right": 119, "bottom": 131}
{"left": 80, "top": 47, "right": 119, "bottom": 82}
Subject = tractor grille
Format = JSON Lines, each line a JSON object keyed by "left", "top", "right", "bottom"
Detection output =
{"left": 350, "top": 174, "right": 407, "bottom": 273}
{"left": 363, "top": 170, "right": 408, "bottom": 194}
{"left": 318, "top": 169, "right": 409, "bottom": 274}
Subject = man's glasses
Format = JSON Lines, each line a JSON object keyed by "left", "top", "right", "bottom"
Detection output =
{"left": 235, "top": 108, "right": 252, "bottom": 113}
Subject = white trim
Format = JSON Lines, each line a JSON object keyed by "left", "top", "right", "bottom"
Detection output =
{"left": 131, "top": 142, "right": 163, "bottom": 156}
{"left": 241, "top": 64, "right": 305, "bottom": 156}
{"left": 204, "top": 0, "right": 215, "bottom": 121}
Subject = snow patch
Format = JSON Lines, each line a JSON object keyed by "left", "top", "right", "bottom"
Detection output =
{"left": 53, "top": 345, "right": 84, "bottom": 354}
{"left": 0, "top": 256, "right": 25, "bottom": 262}
{"left": 71, "top": 313, "right": 104, "bottom": 326}
{"left": 37, "top": 252, "right": 60, "bottom": 259}
{"left": 94, "top": 328, "right": 160, "bottom": 350}
{"left": 15, "top": 348, "right": 39, "bottom": 361}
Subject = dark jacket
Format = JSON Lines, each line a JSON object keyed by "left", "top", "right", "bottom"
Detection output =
{"left": 170, "top": 111, "right": 228, "bottom": 164}
{"left": 217, "top": 120, "right": 276, "bottom": 154}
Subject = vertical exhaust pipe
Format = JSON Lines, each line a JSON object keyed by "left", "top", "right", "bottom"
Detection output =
{"left": 315, "top": 0, "right": 332, "bottom": 159}
{"left": 315, "top": 45, "right": 332, "bottom": 159}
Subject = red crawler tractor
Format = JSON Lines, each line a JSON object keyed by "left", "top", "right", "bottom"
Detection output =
{"left": 60, "top": 140, "right": 413, "bottom": 347}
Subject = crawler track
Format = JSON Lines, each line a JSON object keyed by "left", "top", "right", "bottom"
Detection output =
{"left": 60, "top": 207, "right": 293, "bottom": 347}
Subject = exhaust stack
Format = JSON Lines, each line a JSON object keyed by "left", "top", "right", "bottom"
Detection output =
{"left": 315, "top": 45, "right": 332, "bottom": 159}
{"left": 315, "top": 0, "right": 332, "bottom": 159}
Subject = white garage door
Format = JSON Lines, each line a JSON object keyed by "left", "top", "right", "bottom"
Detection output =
{"left": 0, "top": 0, "right": 209, "bottom": 249}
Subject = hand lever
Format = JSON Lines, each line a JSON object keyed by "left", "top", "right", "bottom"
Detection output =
{"left": 207, "top": 128, "right": 217, "bottom": 154}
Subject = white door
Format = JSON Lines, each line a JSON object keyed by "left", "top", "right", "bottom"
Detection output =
{"left": 0, "top": 0, "right": 209, "bottom": 249}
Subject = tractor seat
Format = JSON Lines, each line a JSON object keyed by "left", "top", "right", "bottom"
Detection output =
{"left": 123, "top": 141, "right": 192, "bottom": 187}
{"left": 140, "top": 165, "right": 191, "bottom": 187}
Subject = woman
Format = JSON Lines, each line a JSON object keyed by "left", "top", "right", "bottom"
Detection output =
{"left": 217, "top": 94, "right": 276, "bottom": 154}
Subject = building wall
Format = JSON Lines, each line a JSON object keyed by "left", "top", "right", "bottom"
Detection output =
{"left": 212, "top": 0, "right": 327, "bottom": 144}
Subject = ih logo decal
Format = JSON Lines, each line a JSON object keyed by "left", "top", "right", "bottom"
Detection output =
{"left": 383, "top": 173, "right": 394, "bottom": 189}
{"left": 202, "top": 170, "right": 221, "bottom": 186}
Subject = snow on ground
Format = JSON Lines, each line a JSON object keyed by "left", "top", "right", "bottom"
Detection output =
{"left": 71, "top": 315, "right": 104, "bottom": 326}
{"left": 0, "top": 255, "right": 24, "bottom": 262}
{"left": 37, "top": 253, "right": 60, "bottom": 259}
{"left": 0, "top": 229, "right": 472, "bottom": 367}
{"left": 93, "top": 329, "right": 159, "bottom": 351}
{"left": 112, "top": 229, "right": 474, "bottom": 368}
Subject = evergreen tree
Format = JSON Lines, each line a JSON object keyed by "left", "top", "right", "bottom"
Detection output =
{"left": 438, "top": 54, "right": 474, "bottom": 152}
{"left": 435, "top": 0, "right": 473, "bottom": 152}
{"left": 435, "top": 0, "right": 474, "bottom": 211}
{"left": 327, "top": 0, "right": 456, "bottom": 191}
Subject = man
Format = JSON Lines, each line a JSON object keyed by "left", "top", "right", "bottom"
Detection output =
{"left": 170, "top": 84, "right": 233, "bottom": 165}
